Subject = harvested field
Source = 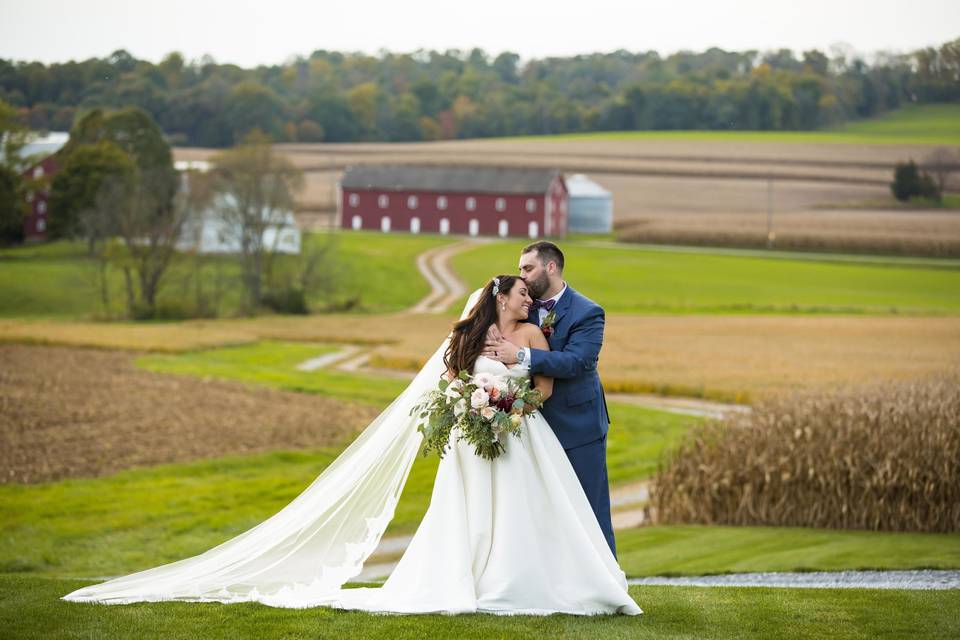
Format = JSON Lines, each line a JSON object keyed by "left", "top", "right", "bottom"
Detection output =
{"left": 600, "top": 315, "right": 960, "bottom": 402}
{"left": 175, "top": 138, "right": 952, "bottom": 186}
{"left": 175, "top": 138, "right": 960, "bottom": 255}
{"left": 3, "top": 314, "right": 958, "bottom": 404}
{"left": 0, "top": 344, "right": 379, "bottom": 483}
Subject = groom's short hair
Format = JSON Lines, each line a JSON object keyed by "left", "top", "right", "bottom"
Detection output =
{"left": 522, "top": 241, "right": 564, "bottom": 274}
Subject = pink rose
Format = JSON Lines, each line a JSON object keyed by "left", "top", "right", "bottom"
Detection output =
{"left": 470, "top": 388, "right": 490, "bottom": 409}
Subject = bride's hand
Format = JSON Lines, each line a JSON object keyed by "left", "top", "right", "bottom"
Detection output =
{"left": 483, "top": 334, "right": 520, "bottom": 364}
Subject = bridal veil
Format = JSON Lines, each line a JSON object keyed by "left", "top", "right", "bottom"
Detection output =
{"left": 64, "top": 289, "right": 484, "bottom": 605}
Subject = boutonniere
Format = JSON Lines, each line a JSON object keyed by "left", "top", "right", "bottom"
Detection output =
{"left": 541, "top": 309, "right": 558, "bottom": 338}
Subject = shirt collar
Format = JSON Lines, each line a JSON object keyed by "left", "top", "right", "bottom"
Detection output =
{"left": 542, "top": 282, "right": 566, "bottom": 305}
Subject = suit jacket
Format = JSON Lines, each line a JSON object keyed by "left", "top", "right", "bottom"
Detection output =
{"left": 527, "top": 285, "right": 610, "bottom": 450}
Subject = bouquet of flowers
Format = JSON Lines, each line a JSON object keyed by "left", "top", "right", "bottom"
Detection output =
{"left": 411, "top": 369, "right": 544, "bottom": 460}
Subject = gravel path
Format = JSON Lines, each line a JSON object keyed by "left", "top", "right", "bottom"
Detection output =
{"left": 627, "top": 570, "right": 960, "bottom": 590}
{"left": 410, "top": 239, "right": 486, "bottom": 314}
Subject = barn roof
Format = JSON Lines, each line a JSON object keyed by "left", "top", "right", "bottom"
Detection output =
{"left": 341, "top": 164, "right": 562, "bottom": 195}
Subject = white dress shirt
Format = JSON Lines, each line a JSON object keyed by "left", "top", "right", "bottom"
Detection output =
{"left": 517, "top": 283, "right": 566, "bottom": 370}
{"left": 536, "top": 283, "right": 567, "bottom": 326}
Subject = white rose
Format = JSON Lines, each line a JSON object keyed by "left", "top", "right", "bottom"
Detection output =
{"left": 510, "top": 413, "right": 522, "bottom": 428}
{"left": 444, "top": 380, "right": 463, "bottom": 399}
{"left": 473, "top": 373, "right": 496, "bottom": 391}
{"left": 481, "top": 406, "right": 495, "bottom": 421}
{"left": 471, "top": 388, "right": 490, "bottom": 409}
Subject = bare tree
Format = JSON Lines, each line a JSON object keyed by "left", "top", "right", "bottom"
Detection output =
{"left": 924, "top": 147, "right": 960, "bottom": 196}
{"left": 93, "top": 168, "right": 199, "bottom": 318}
{"left": 210, "top": 134, "right": 304, "bottom": 313}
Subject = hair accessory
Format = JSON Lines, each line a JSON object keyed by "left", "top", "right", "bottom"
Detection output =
{"left": 491, "top": 277, "right": 500, "bottom": 297}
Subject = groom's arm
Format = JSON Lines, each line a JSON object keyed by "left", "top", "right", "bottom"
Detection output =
{"left": 528, "top": 306, "right": 604, "bottom": 380}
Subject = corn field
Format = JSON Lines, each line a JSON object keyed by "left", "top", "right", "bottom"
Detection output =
{"left": 652, "top": 373, "right": 960, "bottom": 532}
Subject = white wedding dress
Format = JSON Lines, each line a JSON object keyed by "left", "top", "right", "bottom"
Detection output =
{"left": 267, "top": 357, "right": 641, "bottom": 615}
{"left": 63, "top": 291, "right": 641, "bottom": 616}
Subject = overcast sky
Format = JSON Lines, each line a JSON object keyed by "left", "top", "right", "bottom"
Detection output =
{"left": 1, "top": 0, "right": 957, "bottom": 66}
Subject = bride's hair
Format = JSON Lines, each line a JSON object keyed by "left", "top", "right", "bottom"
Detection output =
{"left": 444, "top": 275, "right": 521, "bottom": 376}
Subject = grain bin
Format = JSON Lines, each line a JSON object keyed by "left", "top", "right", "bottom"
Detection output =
{"left": 566, "top": 174, "right": 612, "bottom": 233}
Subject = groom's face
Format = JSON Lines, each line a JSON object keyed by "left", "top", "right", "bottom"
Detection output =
{"left": 519, "top": 251, "right": 550, "bottom": 299}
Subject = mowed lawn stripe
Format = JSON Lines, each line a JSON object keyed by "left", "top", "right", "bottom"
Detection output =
{"left": 450, "top": 240, "right": 960, "bottom": 315}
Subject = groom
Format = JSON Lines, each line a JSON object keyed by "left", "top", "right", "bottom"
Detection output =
{"left": 483, "top": 241, "right": 617, "bottom": 558}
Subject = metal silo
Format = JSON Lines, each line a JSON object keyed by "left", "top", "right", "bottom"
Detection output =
{"left": 566, "top": 174, "right": 612, "bottom": 233}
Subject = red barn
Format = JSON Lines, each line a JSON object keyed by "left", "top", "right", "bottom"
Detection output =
{"left": 339, "top": 165, "right": 568, "bottom": 239}
{"left": 21, "top": 154, "right": 59, "bottom": 242}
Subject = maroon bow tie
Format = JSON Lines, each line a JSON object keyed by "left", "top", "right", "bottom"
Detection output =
{"left": 533, "top": 299, "right": 556, "bottom": 312}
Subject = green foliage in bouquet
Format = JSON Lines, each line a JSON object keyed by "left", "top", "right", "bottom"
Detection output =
{"left": 411, "top": 369, "right": 543, "bottom": 461}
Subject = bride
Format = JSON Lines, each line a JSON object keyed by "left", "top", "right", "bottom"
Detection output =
{"left": 63, "top": 275, "right": 642, "bottom": 616}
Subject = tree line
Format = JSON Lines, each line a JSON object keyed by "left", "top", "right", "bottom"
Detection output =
{"left": 1, "top": 39, "right": 958, "bottom": 146}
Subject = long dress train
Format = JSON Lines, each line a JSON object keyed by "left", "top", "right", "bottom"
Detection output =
{"left": 63, "top": 290, "right": 641, "bottom": 615}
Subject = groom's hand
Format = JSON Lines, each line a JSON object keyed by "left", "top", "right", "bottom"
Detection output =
{"left": 483, "top": 326, "right": 520, "bottom": 364}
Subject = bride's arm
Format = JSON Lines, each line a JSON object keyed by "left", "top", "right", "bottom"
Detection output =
{"left": 525, "top": 326, "right": 553, "bottom": 402}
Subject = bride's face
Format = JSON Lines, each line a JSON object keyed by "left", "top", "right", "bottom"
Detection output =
{"left": 499, "top": 283, "right": 532, "bottom": 320}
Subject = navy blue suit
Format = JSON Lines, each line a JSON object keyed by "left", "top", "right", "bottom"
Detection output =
{"left": 527, "top": 285, "right": 616, "bottom": 557}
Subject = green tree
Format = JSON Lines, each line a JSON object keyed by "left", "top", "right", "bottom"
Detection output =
{"left": 346, "top": 82, "right": 380, "bottom": 138}
{"left": 224, "top": 81, "right": 285, "bottom": 142}
{"left": 0, "top": 98, "right": 30, "bottom": 172}
{"left": 891, "top": 160, "right": 940, "bottom": 202}
{"left": 0, "top": 164, "right": 21, "bottom": 245}
{"left": 48, "top": 141, "right": 135, "bottom": 246}
{"left": 0, "top": 98, "right": 27, "bottom": 245}
{"left": 58, "top": 107, "right": 184, "bottom": 318}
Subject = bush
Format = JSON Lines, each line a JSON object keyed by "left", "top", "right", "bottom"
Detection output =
{"left": 261, "top": 286, "right": 309, "bottom": 314}
{"left": 891, "top": 159, "right": 941, "bottom": 202}
{"left": 653, "top": 373, "right": 960, "bottom": 533}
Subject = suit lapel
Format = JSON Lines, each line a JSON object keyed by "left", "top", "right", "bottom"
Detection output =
{"left": 551, "top": 284, "right": 575, "bottom": 327}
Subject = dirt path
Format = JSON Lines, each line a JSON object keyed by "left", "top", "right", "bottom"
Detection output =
{"left": 606, "top": 393, "right": 751, "bottom": 420}
{"left": 410, "top": 239, "right": 488, "bottom": 314}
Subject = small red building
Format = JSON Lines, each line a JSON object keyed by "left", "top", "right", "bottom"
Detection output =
{"left": 339, "top": 165, "right": 568, "bottom": 239}
{"left": 21, "top": 155, "right": 59, "bottom": 242}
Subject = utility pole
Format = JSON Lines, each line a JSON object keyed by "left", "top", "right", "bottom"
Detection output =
{"left": 766, "top": 177, "right": 775, "bottom": 249}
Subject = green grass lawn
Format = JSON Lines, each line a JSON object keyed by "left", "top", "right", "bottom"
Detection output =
{"left": 6, "top": 230, "right": 959, "bottom": 320}
{"left": 826, "top": 103, "right": 960, "bottom": 143}
{"left": 498, "top": 103, "right": 960, "bottom": 145}
{"left": 4, "top": 344, "right": 957, "bottom": 637}
{"left": 3, "top": 574, "right": 958, "bottom": 640}
{"left": 450, "top": 239, "right": 960, "bottom": 315}
{"left": 617, "top": 525, "right": 960, "bottom": 577}
{"left": 0, "top": 232, "right": 453, "bottom": 319}
{"left": 5, "top": 419, "right": 959, "bottom": 581}
{"left": 137, "top": 341, "right": 408, "bottom": 408}
{"left": 0, "top": 401, "right": 699, "bottom": 577}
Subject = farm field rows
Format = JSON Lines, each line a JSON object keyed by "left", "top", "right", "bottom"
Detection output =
{"left": 3, "top": 311, "right": 959, "bottom": 403}
{"left": 174, "top": 104, "right": 960, "bottom": 256}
